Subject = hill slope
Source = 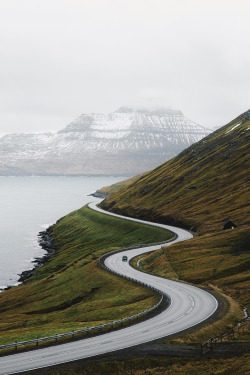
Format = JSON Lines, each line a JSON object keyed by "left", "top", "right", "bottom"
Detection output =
{"left": 0, "top": 108, "right": 210, "bottom": 176}
{"left": 102, "top": 111, "right": 250, "bottom": 310}
{"left": 102, "top": 110, "right": 250, "bottom": 234}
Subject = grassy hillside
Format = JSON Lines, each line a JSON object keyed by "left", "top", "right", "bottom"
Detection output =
{"left": 102, "top": 111, "right": 250, "bottom": 314}
{"left": 0, "top": 206, "right": 172, "bottom": 345}
{"left": 102, "top": 111, "right": 250, "bottom": 234}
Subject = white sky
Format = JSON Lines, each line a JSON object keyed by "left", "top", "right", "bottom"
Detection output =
{"left": 0, "top": 0, "right": 249, "bottom": 133}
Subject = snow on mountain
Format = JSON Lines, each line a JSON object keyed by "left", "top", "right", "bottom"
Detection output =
{"left": 0, "top": 108, "right": 211, "bottom": 175}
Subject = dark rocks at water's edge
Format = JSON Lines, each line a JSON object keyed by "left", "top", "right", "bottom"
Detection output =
{"left": 88, "top": 191, "right": 109, "bottom": 199}
{"left": 17, "top": 225, "right": 58, "bottom": 284}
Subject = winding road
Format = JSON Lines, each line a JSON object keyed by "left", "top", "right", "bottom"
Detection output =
{"left": 0, "top": 202, "right": 218, "bottom": 375}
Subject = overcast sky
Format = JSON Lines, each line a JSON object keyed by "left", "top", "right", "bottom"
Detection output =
{"left": 0, "top": 0, "right": 249, "bottom": 134}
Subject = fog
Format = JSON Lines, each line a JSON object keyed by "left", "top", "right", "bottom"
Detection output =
{"left": 0, "top": 0, "right": 249, "bottom": 133}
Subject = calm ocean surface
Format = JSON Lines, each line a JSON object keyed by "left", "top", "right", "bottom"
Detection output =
{"left": 0, "top": 176, "right": 125, "bottom": 289}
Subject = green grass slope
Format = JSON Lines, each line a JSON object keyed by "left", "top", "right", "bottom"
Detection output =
{"left": 0, "top": 206, "right": 172, "bottom": 345}
{"left": 102, "top": 111, "right": 250, "bottom": 234}
{"left": 102, "top": 111, "right": 250, "bottom": 312}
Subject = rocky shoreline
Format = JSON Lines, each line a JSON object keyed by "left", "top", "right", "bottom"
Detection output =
{"left": 17, "top": 225, "right": 58, "bottom": 284}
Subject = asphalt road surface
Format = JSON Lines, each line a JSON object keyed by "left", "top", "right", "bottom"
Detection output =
{"left": 0, "top": 202, "right": 218, "bottom": 374}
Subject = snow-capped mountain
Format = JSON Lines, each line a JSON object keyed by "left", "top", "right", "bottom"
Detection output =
{"left": 0, "top": 108, "right": 211, "bottom": 175}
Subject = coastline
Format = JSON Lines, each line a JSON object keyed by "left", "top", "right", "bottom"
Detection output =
{"left": 18, "top": 225, "right": 58, "bottom": 284}
{"left": 2, "top": 195, "right": 102, "bottom": 291}
{"left": 0, "top": 175, "right": 124, "bottom": 293}
{"left": 1, "top": 224, "right": 58, "bottom": 292}
{"left": 88, "top": 191, "right": 109, "bottom": 199}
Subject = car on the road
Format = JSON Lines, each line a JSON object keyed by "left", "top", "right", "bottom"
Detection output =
{"left": 122, "top": 255, "right": 128, "bottom": 261}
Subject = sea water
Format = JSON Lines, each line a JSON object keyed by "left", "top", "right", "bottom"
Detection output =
{"left": 0, "top": 176, "right": 125, "bottom": 289}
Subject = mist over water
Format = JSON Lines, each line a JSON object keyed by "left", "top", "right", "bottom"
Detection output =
{"left": 0, "top": 176, "right": 125, "bottom": 289}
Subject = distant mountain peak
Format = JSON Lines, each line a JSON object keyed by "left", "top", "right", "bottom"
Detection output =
{"left": 0, "top": 107, "right": 211, "bottom": 176}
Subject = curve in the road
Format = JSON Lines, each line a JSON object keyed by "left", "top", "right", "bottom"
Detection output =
{"left": 0, "top": 202, "right": 218, "bottom": 375}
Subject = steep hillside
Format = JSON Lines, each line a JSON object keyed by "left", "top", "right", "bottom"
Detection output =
{"left": 102, "top": 110, "right": 250, "bottom": 234}
{"left": 0, "top": 108, "right": 210, "bottom": 176}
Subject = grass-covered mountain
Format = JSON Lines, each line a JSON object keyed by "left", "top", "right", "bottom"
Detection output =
{"left": 102, "top": 110, "right": 250, "bottom": 234}
{"left": 102, "top": 110, "right": 250, "bottom": 309}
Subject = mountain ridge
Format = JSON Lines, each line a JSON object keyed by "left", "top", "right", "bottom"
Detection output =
{"left": 0, "top": 108, "right": 210, "bottom": 176}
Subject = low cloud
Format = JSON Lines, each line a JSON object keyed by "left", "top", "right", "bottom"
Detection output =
{"left": 0, "top": 0, "right": 249, "bottom": 133}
